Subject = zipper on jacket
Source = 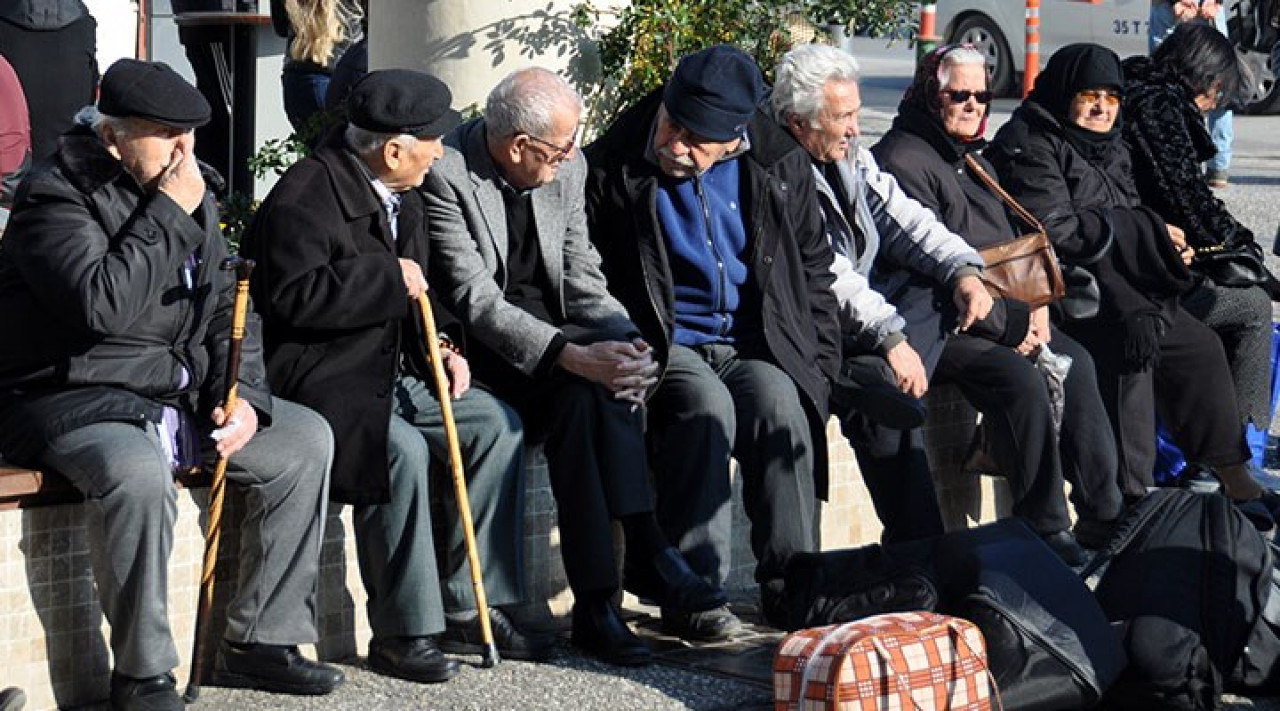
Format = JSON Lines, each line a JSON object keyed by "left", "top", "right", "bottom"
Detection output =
{"left": 693, "top": 175, "right": 729, "bottom": 337}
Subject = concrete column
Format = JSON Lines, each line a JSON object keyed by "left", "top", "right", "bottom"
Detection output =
{"left": 371, "top": 0, "right": 606, "bottom": 111}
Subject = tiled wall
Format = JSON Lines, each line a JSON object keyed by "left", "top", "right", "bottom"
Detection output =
{"left": 1, "top": 386, "right": 1011, "bottom": 709}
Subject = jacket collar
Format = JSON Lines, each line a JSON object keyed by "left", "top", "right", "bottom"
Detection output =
{"left": 312, "top": 129, "right": 384, "bottom": 223}
{"left": 54, "top": 126, "right": 134, "bottom": 197}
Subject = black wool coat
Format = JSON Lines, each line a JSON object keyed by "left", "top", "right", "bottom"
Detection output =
{"left": 241, "top": 131, "right": 443, "bottom": 505}
{"left": 584, "top": 89, "right": 841, "bottom": 498}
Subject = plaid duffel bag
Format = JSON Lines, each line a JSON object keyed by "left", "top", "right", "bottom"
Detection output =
{"left": 773, "top": 611, "right": 999, "bottom": 710}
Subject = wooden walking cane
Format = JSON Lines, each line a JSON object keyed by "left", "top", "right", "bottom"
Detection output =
{"left": 185, "top": 257, "right": 255, "bottom": 702}
{"left": 417, "top": 292, "right": 501, "bottom": 668}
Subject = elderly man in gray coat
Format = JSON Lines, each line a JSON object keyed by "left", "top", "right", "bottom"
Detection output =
{"left": 423, "top": 67, "right": 724, "bottom": 667}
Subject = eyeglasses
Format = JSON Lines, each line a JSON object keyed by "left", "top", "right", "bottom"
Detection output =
{"left": 524, "top": 133, "right": 576, "bottom": 164}
{"left": 1074, "top": 89, "right": 1122, "bottom": 107}
{"left": 940, "top": 89, "right": 994, "bottom": 104}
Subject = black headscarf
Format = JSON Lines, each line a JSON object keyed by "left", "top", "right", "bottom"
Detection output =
{"left": 1026, "top": 43, "right": 1125, "bottom": 162}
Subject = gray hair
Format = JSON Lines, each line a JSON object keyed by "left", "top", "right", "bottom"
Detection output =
{"left": 344, "top": 124, "right": 418, "bottom": 157}
{"left": 771, "top": 43, "right": 861, "bottom": 127}
{"left": 484, "top": 67, "right": 582, "bottom": 141}
{"left": 937, "top": 45, "right": 987, "bottom": 87}
{"left": 82, "top": 106, "right": 147, "bottom": 140}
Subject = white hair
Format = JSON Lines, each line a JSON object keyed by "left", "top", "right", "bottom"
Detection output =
{"left": 937, "top": 46, "right": 988, "bottom": 87}
{"left": 771, "top": 43, "right": 861, "bottom": 127}
{"left": 344, "top": 124, "right": 418, "bottom": 157}
{"left": 484, "top": 67, "right": 582, "bottom": 141}
{"left": 82, "top": 106, "right": 146, "bottom": 141}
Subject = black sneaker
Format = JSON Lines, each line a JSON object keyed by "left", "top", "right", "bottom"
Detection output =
{"left": 109, "top": 672, "right": 182, "bottom": 711}
{"left": 212, "top": 641, "right": 344, "bottom": 695}
{"left": 439, "top": 608, "right": 557, "bottom": 661}
{"left": 660, "top": 605, "right": 744, "bottom": 642}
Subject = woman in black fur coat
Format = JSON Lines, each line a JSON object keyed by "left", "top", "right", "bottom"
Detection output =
{"left": 987, "top": 43, "right": 1261, "bottom": 503}
{"left": 1122, "top": 23, "right": 1275, "bottom": 436}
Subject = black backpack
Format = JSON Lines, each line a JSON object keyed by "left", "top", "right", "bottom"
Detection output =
{"left": 931, "top": 520, "right": 1127, "bottom": 711}
{"left": 1085, "top": 488, "right": 1279, "bottom": 709}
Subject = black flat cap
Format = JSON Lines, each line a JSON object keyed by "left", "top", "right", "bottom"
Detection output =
{"left": 347, "top": 69, "right": 461, "bottom": 137}
{"left": 98, "top": 59, "right": 211, "bottom": 129}
{"left": 663, "top": 45, "right": 763, "bottom": 142}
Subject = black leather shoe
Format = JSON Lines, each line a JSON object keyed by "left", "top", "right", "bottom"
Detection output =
{"left": 109, "top": 672, "right": 182, "bottom": 711}
{"left": 1041, "top": 529, "right": 1090, "bottom": 567}
{"left": 660, "top": 604, "right": 744, "bottom": 642}
{"left": 439, "top": 607, "right": 557, "bottom": 661}
{"left": 1071, "top": 517, "right": 1119, "bottom": 550}
{"left": 571, "top": 599, "right": 652, "bottom": 667}
{"left": 0, "top": 687, "right": 26, "bottom": 711}
{"left": 212, "top": 641, "right": 344, "bottom": 695}
{"left": 367, "top": 636, "right": 460, "bottom": 684}
{"left": 626, "top": 547, "right": 727, "bottom": 613}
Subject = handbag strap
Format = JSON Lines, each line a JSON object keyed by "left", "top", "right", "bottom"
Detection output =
{"left": 866, "top": 619, "right": 1005, "bottom": 711}
{"left": 965, "top": 154, "right": 1046, "bottom": 237}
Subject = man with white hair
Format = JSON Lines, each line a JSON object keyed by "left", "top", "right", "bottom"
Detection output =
{"left": 424, "top": 67, "right": 725, "bottom": 666}
{"left": 770, "top": 43, "right": 998, "bottom": 545}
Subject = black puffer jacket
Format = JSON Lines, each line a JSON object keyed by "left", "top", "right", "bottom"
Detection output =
{"left": 1121, "top": 56, "right": 1252, "bottom": 251}
{"left": 584, "top": 89, "right": 841, "bottom": 497}
{"left": 0, "top": 125, "right": 271, "bottom": 464}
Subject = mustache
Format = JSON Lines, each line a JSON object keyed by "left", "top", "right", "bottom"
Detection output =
{"left": 657, "top": 145, "right": 697, "bottom": 169}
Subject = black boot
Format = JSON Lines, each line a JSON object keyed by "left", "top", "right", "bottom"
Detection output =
{"left": 571, "top": 597, "right": 652, "bottom": 667}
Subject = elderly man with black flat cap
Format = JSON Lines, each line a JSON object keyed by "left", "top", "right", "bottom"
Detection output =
{"left": 0, "top": 59, "right": 342, "bottom": 710}
{"left": 242, "top": 68, "right": 551, "bottom": 683}
{"left": 584, "top": 45, "right": 842, "bottom": 639}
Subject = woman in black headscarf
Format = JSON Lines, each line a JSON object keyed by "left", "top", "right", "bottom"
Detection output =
{"left": 871, "top": 45, "right": 1122, "bottom": 553}
{"left": 987, "top": 43, "right": 1261, "bottom": 503}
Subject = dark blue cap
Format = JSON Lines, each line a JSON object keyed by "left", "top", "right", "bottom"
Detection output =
{"left": 662, "top": 45, "right": 763, "bottom": 141}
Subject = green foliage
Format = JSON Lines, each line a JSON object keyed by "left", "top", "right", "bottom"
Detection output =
{"left": 572, "top": 0, "right": 916, "bottom": 122}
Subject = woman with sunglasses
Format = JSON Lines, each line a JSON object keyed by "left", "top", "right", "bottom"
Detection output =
{"left": 870, "top": 45, "right": 1122, "bottom": 556}
{"left": 986, "top": 43, "right": 1263, "bottom": 506}
{"left": 1123, "top": 23, "right": 1277, "bottom": 447}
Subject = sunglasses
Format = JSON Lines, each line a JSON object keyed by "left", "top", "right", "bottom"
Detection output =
{"left": 940, "top": 89, "right": 994, "bottom": 104}
{"left": 1075, "top": 89, "right": 1122, "bottom": 107}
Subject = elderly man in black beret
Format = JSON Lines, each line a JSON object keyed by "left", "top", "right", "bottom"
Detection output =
{"left": 584, "top": 45, "right": 842, "bottom": 639}
{"left": 0, "top": 59, "right": 342, "bottom": 710}
{"left": 242, "top": 69, "right": 552, "bottom": 684}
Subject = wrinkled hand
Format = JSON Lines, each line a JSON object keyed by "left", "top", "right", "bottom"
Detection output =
{"left": 399, "top": 259, "right": 428, "bottom": 299}
{"left": 1168, "top": 224, "right": 1195, "bottom": 265}
{"left": 1173, "top": 0, "right": 1201, "bottom": 21}
{"left": 158, "top": 134, "right": 205, "bottom": 214}
{"left": 559, "top": 339, "right": 659, "bottom": 405}
{"left": 1016, "top": 306, "right": 1051, "bottom": 356}
{"left": 439, "top": 348, "right": 471, "bottom": 399}
{"left": 885, "top": 341, "right": 928, "bottom": 398}
{"left": 953, "top": 275, "right": 994, "bottom": 332}
{"left": 210, "top": 398, "right": 259, "bottom": 458}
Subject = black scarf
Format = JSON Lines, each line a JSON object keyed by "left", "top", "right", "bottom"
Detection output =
{"left": 1026, "top": 43, "right": 1125, "bottom": 162}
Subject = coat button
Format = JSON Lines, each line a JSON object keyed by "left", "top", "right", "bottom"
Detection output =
{"left": 763, "top": 255, "right": 773, "bottom": 264}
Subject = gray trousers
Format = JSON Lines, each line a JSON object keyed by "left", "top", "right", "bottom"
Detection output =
{"left": 353, "top": 376, "right": 524, "bottom": 639}
{"left": 647, "top": 343, "right": 817, "bottom": 589}
{"left": 44, "top": 396, "right": 333, "bottom": 679}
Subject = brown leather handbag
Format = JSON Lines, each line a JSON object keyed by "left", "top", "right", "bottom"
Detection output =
{"left": 966, "top": 155, "right": 1065, "bottom": 308}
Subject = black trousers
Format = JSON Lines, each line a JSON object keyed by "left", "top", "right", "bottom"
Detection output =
{"left": 481, "top": 368, "right": 653, "bottom": 596}
{"left": 843, "top": 281, "right": 1121, "bottom": 539}
{"left": 1065, "top": 306, "right": 1250, "bottom": 499}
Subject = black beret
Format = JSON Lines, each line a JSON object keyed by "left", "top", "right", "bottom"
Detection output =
{"left": 347, "top": 69, "right": 461, "bottom": 137}
{"left": 663, "top": 45, "right": 763, "bottom": 142}
{"left": 98, "top": 59, "right": 211, "bottom": 129}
